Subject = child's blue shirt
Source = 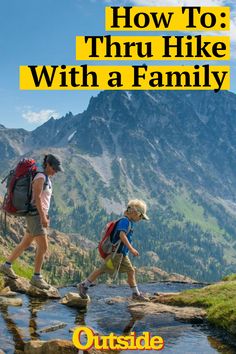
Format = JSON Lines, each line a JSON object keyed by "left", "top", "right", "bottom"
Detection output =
{"left": 112, "top": 216, "right": 133, "bottom": 256}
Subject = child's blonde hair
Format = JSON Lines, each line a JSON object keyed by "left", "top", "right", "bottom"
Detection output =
{"left": 127, "top": 199, "right": 149, "bottom": 220}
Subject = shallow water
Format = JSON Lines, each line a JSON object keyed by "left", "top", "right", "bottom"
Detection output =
{"left": 0, "top": 282, "right": 235, "bottom": 353}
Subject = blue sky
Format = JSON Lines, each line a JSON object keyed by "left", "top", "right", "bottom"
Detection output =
{"left": 0, "top": 0, "right": 235, "bottom": 130}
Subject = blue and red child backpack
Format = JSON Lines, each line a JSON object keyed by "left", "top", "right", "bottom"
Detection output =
{"left": 98, "top": 218, "right": 131, "bottom": 259}
{"left": 98, "top": 219, "right": 122, "bottom": 259}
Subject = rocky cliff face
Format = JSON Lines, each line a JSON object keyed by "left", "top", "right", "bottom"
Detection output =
{"left": 18, "top": 90, "right": 236, "bottom": 200}
{"left": 0, "top": 125, "right": 29, "bottom": 174}
{"left": 1, "top": 90, "right": 236, "bottom": 281}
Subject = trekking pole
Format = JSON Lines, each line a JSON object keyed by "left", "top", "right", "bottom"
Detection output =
{"left": 112, "top": 240, "right": 123, "bottom": 281}
{"left": 113, "top": 254, "right": 123, "bottom": 281}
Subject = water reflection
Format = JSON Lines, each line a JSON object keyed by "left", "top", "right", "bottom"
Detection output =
{"left": 123, "top": 313, "right": 144, "bottom": 334}
{"left": 74, "top": 308, "right": 87, "bottom": 327}
{"left": 28, "top": 298, "right": 49, "bottom": 340}
{"left": 0, "top": 304, "right": 25, "bottom": 352}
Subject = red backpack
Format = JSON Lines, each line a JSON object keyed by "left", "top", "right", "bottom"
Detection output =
{"left": 98, "top": 218, "right": 131, "bottom": 259}
{"left": 1, "top": 158, "right": 38, "bottom": 216}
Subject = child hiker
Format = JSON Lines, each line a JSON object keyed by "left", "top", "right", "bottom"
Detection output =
{"left": 77, "top": 199, "right": 150, "bottom": 301}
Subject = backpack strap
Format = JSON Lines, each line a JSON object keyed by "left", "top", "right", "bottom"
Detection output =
{"left": 112, "top": 219, "right": 132, "bottom": 279}
{"left": 33, "top": 172, "right": 50, "bottom": 190}
{"left": 43, "top": 174, "right": 50, "bottom": 190}
{"left": 28, "top": 173, "right": 50, "bottom": 214}
{"left": 127, "top": 220, "right": 132, "bottom": 234}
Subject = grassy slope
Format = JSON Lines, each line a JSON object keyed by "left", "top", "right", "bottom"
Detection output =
{"left": 0, "top": 254, "right": 34, "bottom": 290}
{"left": 171, "top": 192, "right": 236, "bottom": 264}
{"left": 161, "top": 276, "right": 236, "bottom": 336}
{"left": 172, "top": 194, "right": 223, "bottom": 236}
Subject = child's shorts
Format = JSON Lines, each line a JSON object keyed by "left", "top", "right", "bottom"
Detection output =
{"left": 99, "top": 254, "right": 135, "bottom": 274}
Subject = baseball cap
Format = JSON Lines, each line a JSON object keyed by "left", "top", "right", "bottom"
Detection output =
{"left": 127, "top": 199, "right": 149, "bottom": 220}
{"left": 46, "top": 154, "right": 64, "bottom": 172}
{"left": 136, "top": 206, "right": 149, "bottom": 220}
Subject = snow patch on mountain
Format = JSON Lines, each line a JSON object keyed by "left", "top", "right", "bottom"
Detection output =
{"left": 145, "top": 92, "right": 160, "bottom": 103}
{"left": 68, "top": 130, "right": 77, "bottom": 142}
{"left": 99, "top": 197, "right": 125, "bottom": 215}
{"left": 125, "top": 91, "right": 132, "bottom": 101}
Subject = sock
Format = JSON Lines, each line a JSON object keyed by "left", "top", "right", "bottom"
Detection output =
{"left": 83, "top": 279, "right": 92, "bottom": 288}
{"left": 5, "top": 261, "right": 12, "bottom": 268}
{"left": 131, "top": 285, "right": 140, "bottom": 295}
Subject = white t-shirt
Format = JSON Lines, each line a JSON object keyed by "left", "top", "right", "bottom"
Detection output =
{"left": 31, "top": 173, "right": 52, "bottom": 213}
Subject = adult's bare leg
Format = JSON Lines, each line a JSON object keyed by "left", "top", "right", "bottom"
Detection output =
{"left": 7, "top": 233, "right": 33, "bottom": 263}
{"left": 33, "top": 235, "right": 48, "bottom": 273}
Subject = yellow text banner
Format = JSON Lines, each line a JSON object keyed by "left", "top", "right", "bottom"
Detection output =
{"left": 75, "top": 35, "right": 230, "bottom": 60}
{"left": 19, "top": 65, "right": 230, "bottom": 93}
{"left": 105, "top": 7, "right": 230, "bottom": 31}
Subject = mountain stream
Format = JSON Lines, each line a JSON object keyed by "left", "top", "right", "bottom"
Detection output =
{"left": 0, "top": 282, "right": 235, "bottom": 353}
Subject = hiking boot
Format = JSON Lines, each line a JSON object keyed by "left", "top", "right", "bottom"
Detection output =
{"left": 30, "top": 276, "right": 50, "bottom": 290}
{"left": 0, "top": 263, "right": 18, "bottom": 279}
{"left": 132, "top": 293, "right": 150, "bottom": 302}
{"left": 77, "top": 282, "right": 89, "bottom": 299}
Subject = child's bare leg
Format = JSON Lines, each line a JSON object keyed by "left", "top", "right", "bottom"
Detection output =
{"left": 127, "top": 269, "right": 137, "bottom": 287}
{"left": 127, "top": 269, "right": 149, "bottom": 301}
{"left": 127, "top": 269, "right": 140, "bottom": 296}
{"left": 87, "top": 268, "right": 104, "bottom": 283}
{"left": 78, "top": 267, "right": 104, "bottom": 298}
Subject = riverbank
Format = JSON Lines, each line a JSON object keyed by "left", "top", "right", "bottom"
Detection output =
{"left": 152, "top": 275, "right": 236, "bottom": 336}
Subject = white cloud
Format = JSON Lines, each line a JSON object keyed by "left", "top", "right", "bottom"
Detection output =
{"left": 22, "top": 108, "right": 60, "bottom": 124}
{"left": 230, "top": 12, "right": 236, "bottom": 41}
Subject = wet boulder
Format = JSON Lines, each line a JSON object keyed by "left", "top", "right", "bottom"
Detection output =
{"left": 24, "top": 339, "right": 106, "bottom": 354}
{"left": 23, "top": 340, "right": 77, "bottom": 354}
{"left": 105, "top": 296, "right": 126, "bottom": 305}
{"left": 0, "top": 296, "right": 23, "bottom": 307}
{"left": 0, "top": 286, "right": 17, "bottom": 297}
{"left": 3, "top": 276, "right": 60, "bottom": 299}
{"left": 128, "top": 301, "right": 206, "bottom": 323}
{"left": 60, "top": 292, "right": 90, "bottom": 308}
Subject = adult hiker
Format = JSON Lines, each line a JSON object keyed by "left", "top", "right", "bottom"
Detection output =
{"left": 0, "top": 154, "right": 63, "bottom": 289}
{"left": 78, "top": 199, "right": 150, "bottom": 301}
